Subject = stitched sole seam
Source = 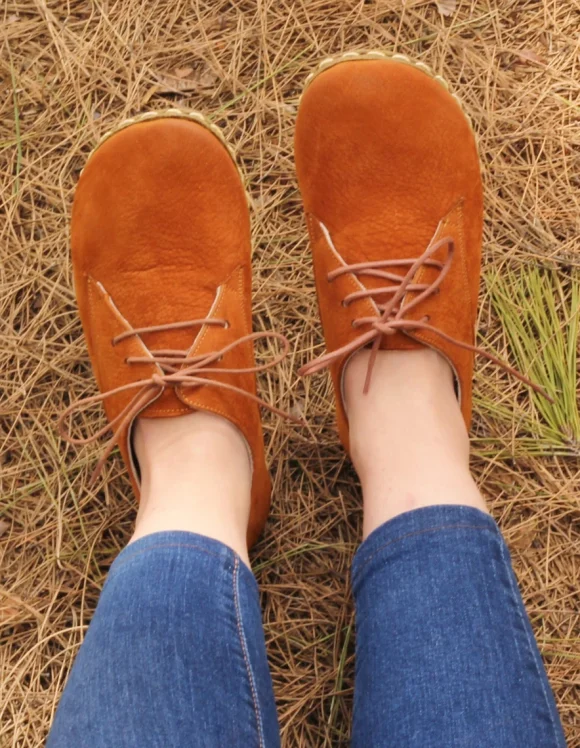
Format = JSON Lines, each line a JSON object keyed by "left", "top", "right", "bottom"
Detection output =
{"left": 300, "top": 50, "right": 474, "bottom": 135}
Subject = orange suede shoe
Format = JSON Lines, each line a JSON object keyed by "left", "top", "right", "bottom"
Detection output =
{"left": 295, "top": 52, "right": 546, "bottom": 449}
{"left": 60, "top": 111, "right": 288, "bottom": 547}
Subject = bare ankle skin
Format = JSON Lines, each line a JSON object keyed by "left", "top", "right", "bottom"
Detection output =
{"left": 130, "top": 411, "right": 253, "bottom": 568}
{"left": 344, "top": 348, "right": 488, "bottom": 539}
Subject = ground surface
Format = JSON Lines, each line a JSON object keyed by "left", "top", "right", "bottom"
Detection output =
{"left": 1, "top": 1, "right": 580, "bottom": 745}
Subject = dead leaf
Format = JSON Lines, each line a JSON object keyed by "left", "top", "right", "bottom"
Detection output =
{"left": 290, "top": 401, "right": 305, "bottom": 420}
{"left": 0, "top": 605, "right": 21, "bottom": 623}
{"left": 253, "top": 193, "right": 268, "bottom": 211}
{"left": 174, "top": 66, "right": 194, "bottom": 79}
{"left": 206, "top": 14, "right": 227, "bottom": 32}
{"left": 516, "top": 49, "right": 546, "bottom": 65}
{"left": 435, "top": 0, "right": 456, "bottom": 17}
{"left": 0, "top": 520, "right": 9, "bottom": 537}
{"left": 140, "top": 86, "right": 159, "bottom": 108}
{"left": 155, "top": 72, "right": 194, "bottom": 93}
{"left": 155, "top": 65, "right": 219, "bottom": 94}
{"left": 197, "top": 67, "right": 219, "bottom": 89}
{"left": 508, "top": 519, "right": 538, "bottom": 551}
{"left": 31, "top": 292, "right": 42, "bottom": 312}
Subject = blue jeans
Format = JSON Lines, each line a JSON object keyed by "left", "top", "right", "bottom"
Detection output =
{"left": 47, "top": 506, "right": 566, "bottom": 747}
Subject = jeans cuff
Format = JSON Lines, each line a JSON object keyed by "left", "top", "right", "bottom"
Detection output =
{"left": 107, "top": 530, "right": 257, "bottom": 590}
{"left": 352, "top": 505, "right": 499, "bottom": 586}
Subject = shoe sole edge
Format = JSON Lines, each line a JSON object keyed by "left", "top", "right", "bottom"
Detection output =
{"left": 300, "top": 50, "right": 473, "bottom": 131}
{"left": 80, "top": 108, "right": 252, "bottom": 211}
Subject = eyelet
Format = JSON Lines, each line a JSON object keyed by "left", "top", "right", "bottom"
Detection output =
{"left": 341, "top": 299, "right": 349, "bottom": 308}
{"left": 423, "top": 315, "right": 430, "bottom": 323}
{"left": 223, "top": 321, "right": 230, "bottom": 329}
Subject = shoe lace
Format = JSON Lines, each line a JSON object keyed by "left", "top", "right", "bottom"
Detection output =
{"left": 58, "top": 318, "right": 294, "bottom": 484}
{"left": 299, "top": 236, "right": 552, "bottom": 401}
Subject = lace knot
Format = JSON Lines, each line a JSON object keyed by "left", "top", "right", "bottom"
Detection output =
{"left": 299, "top": 235, "right": 552, "bottom": 405}
{"left": 374, "top": 322, "right": 397, "bottom": 337}
{"left": 59, "top": 321, "right": 297, "bottom": 485}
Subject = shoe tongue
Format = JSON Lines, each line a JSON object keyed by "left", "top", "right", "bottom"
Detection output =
{"left": 333, "top": 218, "right": 439, "bottom": 296}
{"left": 106, "top": 268, "right": 220, "bottom": 416}
{"left": 330, "top": 215, "right": 452, "bottom": 360}
{"left": 109, "top": 268, "right": 218, "bottom": 355}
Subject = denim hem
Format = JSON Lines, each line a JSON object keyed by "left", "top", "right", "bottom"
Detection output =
{"left": 106, "top": 530, "right": 258, "bottom": 590}
{"left": 352, "top": 504, "right": 499, "bottom": 586}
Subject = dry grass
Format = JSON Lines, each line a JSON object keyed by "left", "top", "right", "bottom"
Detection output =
{"left": 2, "top": 0, "right": 580, "bottom": 745}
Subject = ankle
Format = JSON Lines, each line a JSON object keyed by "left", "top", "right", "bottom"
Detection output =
{"left": 345, "top": 348, "right": 467, "bottom": 467}
{"left": 344, "top": 348, "right": 488, "bottom": 536}
{"left": 131, "top": 411, "right": 252, "bottom": 565}
{"left": 345, "top": 347, "right": 457, "bottom": 413}
{"left": 134, "top": 411, "right": 252, "bottom": 481}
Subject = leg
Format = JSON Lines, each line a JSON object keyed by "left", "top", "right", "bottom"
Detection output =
{"left": 294, "top": 53, "right": 565, "bottom": 746}
{"left": 52, "top": 112, "right": 285, "bottom": 746}
{"left": 346, "top": 349, "right": 566, "bottom": 748}
{"left": 48, "top": 413, "right": 279, "bottom": 748}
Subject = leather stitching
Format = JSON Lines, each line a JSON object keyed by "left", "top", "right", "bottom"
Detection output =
{"left": 180, "top": 265, "right": 247, "bottom": 410}
{"left": 86, "top": 276, "right": 103, "bottom": 386}
{"left": 309, "top": 213, "right": 377, "bottom": 321}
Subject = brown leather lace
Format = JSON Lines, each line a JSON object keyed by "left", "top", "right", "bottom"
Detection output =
{"left": 299, "top": 236, "right": 553, "bottom": 401}
{"left": 58, "top": 318, "right": 294, "bottom": 484}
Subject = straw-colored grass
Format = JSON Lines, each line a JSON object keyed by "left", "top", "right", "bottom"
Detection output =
{"left": 1, "top": 1, "right": 579, "bottom": 746}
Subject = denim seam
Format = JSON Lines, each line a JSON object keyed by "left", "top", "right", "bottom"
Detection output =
{"left": 106, "top": 543, "right": 224, "bottom": 579}
{"left": 233, "top": 556, "right": 265, "bottom": 748}
{"left": 498, "top": 535, "right": 562, "bottom": 744}
{"left": 353, "top": 523, "right": 497, "bottom": 582}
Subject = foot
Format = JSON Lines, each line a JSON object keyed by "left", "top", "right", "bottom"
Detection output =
{"left": 295, "top": 54, "right": 483, "bottom": 451}
{"left": 345, "top": 348, "right": 487, "bottom": 536}
{"left": 131, "top": 411, "right": 253, "bottom": 566}
{"left": 61, "top": 112, "right": 287, "bottom": 548}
